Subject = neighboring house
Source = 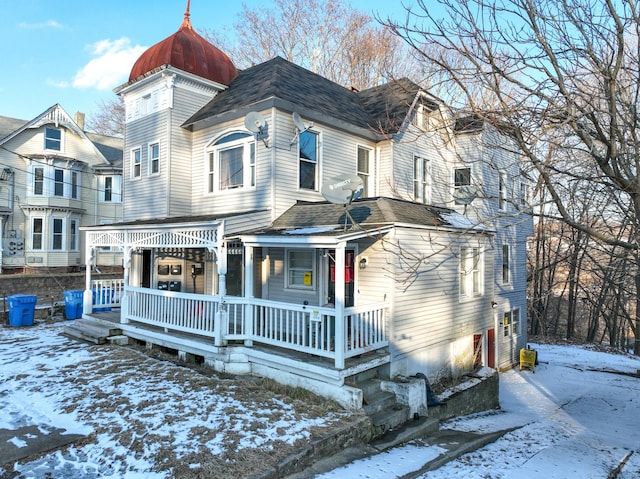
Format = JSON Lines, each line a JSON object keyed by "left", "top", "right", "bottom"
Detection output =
{"left": 82, "top": 7, "right": 533, "bottom": 410}
{"left": 0, "top": 105, "right": 123, "bottom": 272}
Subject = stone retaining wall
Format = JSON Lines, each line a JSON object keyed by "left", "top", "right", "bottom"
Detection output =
{"left": 429, "top": 372, "right": 500, "bottom": 421}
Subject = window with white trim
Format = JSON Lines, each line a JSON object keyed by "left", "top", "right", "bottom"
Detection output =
{"left": 54, "top": 169, "right": 64, "bottom": 196}
{"left": 131, "top": 147, "right": 141, "bottom": 178}
{"left": 502, "top": 244, "right": 511, "bottom": 284}
{"left": 33, "top": 167, "right": 44, "bottom": 195}
{"left": 503, "top": 310, "right": 511, "bottom": 337}
{"left": 414, "top": 156, "right": 430, "bottom": 203}
{"left": 99, "top": 175, "right": 122, "bottom": 203}
{"left": 299, "top": 130, "right": 318, "bottom": 190}
{"left": 286, "top": 249, "right": 315, "bottom": 290}
{"left": 44, "top": 127, "right": 61, "bottom": 151}
{"left": 69, "top": 219, "right": 79, "bottom": 251}
{"left": 52, "top": 218, "right": 64, "bottom": 250}
{"left": 453, "top": 167, "right": 471, "bottom": 204}
{"left": 512, "top": 308, "right": 520, "bottom": 336}
{"left": 357, "top": 146, "right": 373, "bottom": 197}
{"left": 207, "top": 132, "right": 256, "bottom": 192}
{"left": 71, "top": 171, "right": 79, "bottom": 199}
{"left": 149, "top": 142, "right": 159, "bottom": 175}
{"left": 32, "top": 218, "right": 43, "bottom": 250}
{"left": 499, "top": 172, "right": 507, "bottom": 210}
{"left": 460, "top": 247, "right": 482, "bottom": 298}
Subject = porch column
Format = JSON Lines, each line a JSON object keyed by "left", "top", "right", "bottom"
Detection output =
{"left": 120, "top": 244, "right": 132, "bottom": 324}
{"left": 214, "top": 240, "right": 227, "bottom": 347}
{"left": 334, "top": 243, "right": 346, "bottom": 369}
{"left": 244, "top": 245, "right": 254, "bottom": 346}
{"left": 82, "top": 246, "right": 94, "bottom": 316}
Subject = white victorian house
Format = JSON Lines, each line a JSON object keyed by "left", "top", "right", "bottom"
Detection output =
{"left": 80, "top": 6, "right": 533, "bottom": 412}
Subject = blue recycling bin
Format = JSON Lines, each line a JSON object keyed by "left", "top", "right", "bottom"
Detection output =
{"left": 92, "top": 288, "right": 112, "bottom": 312}
{"left": 8, "top": 294, "right": 37, "bottom": 327}
{"left": 63, "top": 290, "right": 84, "bottom": 320}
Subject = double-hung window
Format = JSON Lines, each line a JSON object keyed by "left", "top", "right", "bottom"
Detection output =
{"left": 132, "top": 147, "right": 141, "bottom": 178}
{"left": 503, "top": 310, "right": 511, "bottom": 337}
{"left": 149, "top": 142, "right": 160, "bottom": 175}
{"left": 502, "top": 245, "right": 511, "bottom": 284}
{"left": 100, "top": 176, "right": 122, "bottom": 203}
{"left": 414, "top": 156, "right": 430, "bottom": 203}
{"left": 52, "top": 218, "right": 64, "bottom": 250}
{"left": 207, "top": 132, "right": 255, "bottom": 192}
{"left": 454, "top": 167, "right": 471, "bottom": 204}
{"left": 512, "top": 308, "right": 520, "bottom": 336}
{"left": 460, "top": 247, "right": 482, "bottom": 298}
{"left": 69, "top": 219, "right": 78, "bottom": 251}
{"left": 32, "top": 218, "right": 43, "bottom": 250}
{"left": 499, "top": 172, "right": 507, "bottom": 210}
{"left": 54, "top": 169, "right": 64, "bottom": 196}
{"left": 44, "top": 127, "right": 61, "bottom": 151}
{"left": 357, "top": 146, "right": 373, "bottom": 197}
{"left": 71, "top": 171, "right": 79, "bottom": 199}
{"left": 299, "top": 130, "right": 318, "bottom": 190}
{"left": 33, "top": 167, "right": 44, "bottom": 195}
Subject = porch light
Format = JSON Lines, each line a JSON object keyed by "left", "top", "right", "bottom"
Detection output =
{"left": 491, "top": 301, "right": 498, "bottom": 309}
{"left": 359, "top": 257, "right": 368, "bottom": 270}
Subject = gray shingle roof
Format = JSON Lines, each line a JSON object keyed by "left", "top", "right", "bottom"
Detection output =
{"left": 86, "top": 132, "right": 123, "bottom": 166}
{"left": 183, "top": 56, "right": 422, "bottom": 137}
{"left": 0, "top": 116, "right": 28, "bottom": 141}
{"left": 250, "top": 197, "right": 484, "bottom": 237}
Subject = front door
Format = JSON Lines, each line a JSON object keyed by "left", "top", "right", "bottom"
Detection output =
{"left": 327, "top": 249, "right": 355, "bottom": 307}
{"left": 487, "top": 328, "right": 496, "bottom": 368}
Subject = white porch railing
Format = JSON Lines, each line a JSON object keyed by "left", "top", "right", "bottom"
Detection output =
{"left": 118, "top": 287, "right": 389, "bottom": 368}
{"left": 90, "top": 279, "right": 125, "bottom": 310}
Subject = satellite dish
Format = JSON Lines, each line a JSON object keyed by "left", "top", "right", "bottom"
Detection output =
{"left": 453, "top": 185, "right": 477, "bottom": 205}
{"left": 292, "top": 112, "right": 307, "bottom": 131}
{"left": 244, "top": 111, "right": 267, "bottom": 133}
{"left": 321, "top": 174, "right": 364, "bottom": 205}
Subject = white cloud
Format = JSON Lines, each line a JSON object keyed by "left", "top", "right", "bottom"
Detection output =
{"left": 73, "top": 38, "right": 147, "bottom": 91}
{"left": 18, "top": 20, "right": 63, "bottom": 29}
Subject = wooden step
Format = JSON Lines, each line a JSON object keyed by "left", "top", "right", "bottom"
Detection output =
{"left": 63, "top": 318, "right": 122, "bottom": 345}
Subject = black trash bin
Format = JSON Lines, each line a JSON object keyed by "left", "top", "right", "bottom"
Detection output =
{"left": 63, "top": 290, "right": 84, "bottom": 320}
{"left": 8, "top": 294, "right": 37, "bottom": 327}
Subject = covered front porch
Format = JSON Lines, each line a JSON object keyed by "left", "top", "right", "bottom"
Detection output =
{"left": 81, "top": 218, "right": 390, "bottom": 398}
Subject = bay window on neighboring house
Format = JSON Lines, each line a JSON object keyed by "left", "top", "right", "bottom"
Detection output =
{"left": 69, "top": 219, "right": 79, "bottom": 251}
{"left": 54, "top": 169, "right": 64, "bottom": 196}
{"left": 299, "top": 130, "right": 318, "bottom": 190}
{"left": 52, "top": 218, "right": 64, "bottom": 250}
{"left": 459, "top": 246, "right": 482, "bottom": 298}
{"left": 207, "top": 132, "right": 255, "bottom": 192}
{"left": 71, "top": 172, "right": 79, "bottom": 199}
{"left": 33, "top": 167, "right": 44, "bottom": 195}
{"left": 31, "top": 218, "right": 43, "bottom": 250}
{"left": 414, "top": 155, "right": 430, "bottom": 203}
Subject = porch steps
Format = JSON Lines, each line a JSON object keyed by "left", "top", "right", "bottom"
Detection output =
{"left": 352, "top": 377, "right": 411, "bottom": 433}
{"left": 63, "top": 318, "right": 122, "bottom": 345}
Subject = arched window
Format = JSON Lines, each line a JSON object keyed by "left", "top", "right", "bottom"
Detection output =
{"left": 207, "top": 132, "right": 255, "bottom": 192}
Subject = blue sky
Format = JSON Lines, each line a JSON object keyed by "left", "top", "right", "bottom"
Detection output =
{"left": 0, "top": 1, "right": 418, "bottom": 124}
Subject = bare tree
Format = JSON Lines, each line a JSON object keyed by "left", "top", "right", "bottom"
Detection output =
{"left": 86, "top": 98, "right": 125, "bottom": 137}
{"left": 203, "top": 0, "right": 422, "bottom": 89}
{"left": 385, "top": 0, "right": 640, "bottom": 354}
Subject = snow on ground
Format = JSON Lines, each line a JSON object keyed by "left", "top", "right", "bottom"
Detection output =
{"left": 317, "top": 343, "right": 640, "bottom": 479}
{"left": 2, "top": 320, "right": 640, "bottom": 479}
{"left": 0, "top": 321, "right": 350, "bottom": 478}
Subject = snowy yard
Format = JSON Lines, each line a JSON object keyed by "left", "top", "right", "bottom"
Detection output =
{"left": 0, "top": 320, "right": 352, "bottom": 478}
{"left": 2, "top": 319, "right": 640, "bottom": 479}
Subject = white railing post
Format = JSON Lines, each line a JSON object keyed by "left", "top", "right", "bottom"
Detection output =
{"left": 334, "top": 244, "right": 346, "bottom": 369}
{"left": 244, "top": 245, "right": 254, "bottom": 346}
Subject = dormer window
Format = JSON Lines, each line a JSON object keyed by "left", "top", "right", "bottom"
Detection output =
{"left": 207, "top": 132, "right": 255, "bottom": 193}
{"left": 44, "top": 127, "right": 61, "bottom": 151}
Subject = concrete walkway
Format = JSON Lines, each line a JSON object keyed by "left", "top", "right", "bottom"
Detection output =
{"left": 0, "top": 425, "right": 86, "bottom": 466}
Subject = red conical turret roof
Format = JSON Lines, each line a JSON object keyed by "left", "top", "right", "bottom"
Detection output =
{"left": 129, "top": 1, "right": 237, "bottom": 85}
